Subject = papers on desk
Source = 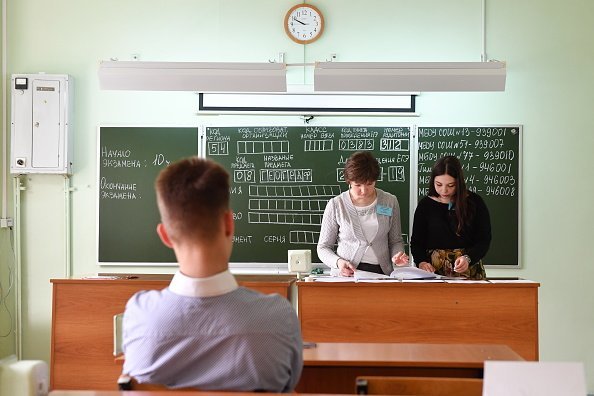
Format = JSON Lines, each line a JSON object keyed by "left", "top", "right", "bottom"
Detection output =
{"left": 305, "top": 268, "right": 530, "bottom": 284}
{"left": 444, "top": 279, "right": 490, "bottom": 284}
{"left": 305, "top": 275, "right": 355, "bottom": 282}
{"left": 306, "top": 267, "right": 439, "bottom": 282}
{"left": 486, "top": 279, "right": 538, "bottom": 284}
{"left": 355, "top": 266, "right": 438, "bottom": 281}
{"left": 82, "top": 275, "right": 120, "bottom": 280}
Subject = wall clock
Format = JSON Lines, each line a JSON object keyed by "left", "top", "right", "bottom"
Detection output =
{"left": 284, "top": 4, "right": 324, "bottom": 44}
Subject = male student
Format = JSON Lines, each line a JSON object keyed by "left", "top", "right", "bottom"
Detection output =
{"left": 122, "top": 157, "right": 303, "bottom": 391}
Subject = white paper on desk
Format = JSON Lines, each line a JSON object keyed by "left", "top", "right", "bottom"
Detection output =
{"left": 390, "top": 266, "right": 437, "bottom": 280}
{"left": 356, "top": 278, "right": 402, "bottom": 283}
{"left": 354, "top": 267, "right": 437, "bottom": 281}
{"left": 82, "top": 275, "right": 120, "bottom": 280}
{"left": 487, "top": 279, "right": 538, "bottom": 284}
{"left": 307, "top": 275, "right": 355, "bottom": 282}
{"left": 483, "top": 361, "right": 586, "bottom": 396}
{"left": 444, "top": 279, "right": 489, "bottom": 284}
{"left": 402, "top": 279, "right": 445, "bottom": 283}
{"left": 354, "top": 270, "right": 391, "bottom": 280}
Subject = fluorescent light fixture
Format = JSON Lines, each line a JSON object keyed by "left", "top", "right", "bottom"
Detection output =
{"left": 314, "top": 61, "right": 506, "bottom": 92}
{"left": 98, "top": 61, "right": 287, "bottom": 92}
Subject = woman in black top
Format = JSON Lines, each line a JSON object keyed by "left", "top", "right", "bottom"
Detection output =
{"left": 411, "top": 156, "right": 491, "bottom": 279}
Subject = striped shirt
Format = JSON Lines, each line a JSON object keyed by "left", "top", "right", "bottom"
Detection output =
{"left": 122, "top": 270, "right": 303, "bottom": 392}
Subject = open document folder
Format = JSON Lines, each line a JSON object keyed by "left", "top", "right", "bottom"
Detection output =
{"left": 354, "top": 266, "right": 437, "bottom": 280}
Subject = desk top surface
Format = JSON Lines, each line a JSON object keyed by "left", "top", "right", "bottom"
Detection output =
{"left": 49, "top": 392, "right": 329, "bottom": 396}
{"left": 50, "top": 274, "right": 297, "bottom": 285}
{"left": 297, "top": 278, "right": 540, "bottom": 288}
{"left": 115, "top": 342, "right": 523, "bottom": 368}
{"left": 302, "top": 342, "right": 523, "bottom": 367}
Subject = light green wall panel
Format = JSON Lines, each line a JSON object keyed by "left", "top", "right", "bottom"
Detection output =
{"left": 2, "top": 0, "right": 593, "bottom": 391}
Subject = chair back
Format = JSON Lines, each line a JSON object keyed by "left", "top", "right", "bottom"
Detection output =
{"left": 118, "top": 374, "right": 197, "bottom": 391}
{"left": 356, "top": 376, "right": 483, "bottom": 396}
{"left": 483, "top": 361, "right": 586, "bottom": 396}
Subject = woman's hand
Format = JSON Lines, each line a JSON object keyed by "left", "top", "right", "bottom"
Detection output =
{"left": 418, "top": 261, "right": 435, "bottom": 273}
{"left": 337, "top": 259, "right": 355, "bottom": 277}
{"left": 391, "top": 252, "right": 409, "bottom": 267}
{"left": 454, "top": 255, "right": 470, "bottom": 273}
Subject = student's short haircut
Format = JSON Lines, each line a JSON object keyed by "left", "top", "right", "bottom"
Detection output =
{"left": 343, "top": 151, "right": 380, "bottom": 184}
{"left": 155, "top": 157, "right": 229, "bottom": 242}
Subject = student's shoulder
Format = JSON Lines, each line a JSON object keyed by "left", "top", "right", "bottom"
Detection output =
{"left": 126, "top": 288, "right": 168, "bottom": 310}
{"left": 238, "top": 288, "right": 294, "bottom": 311}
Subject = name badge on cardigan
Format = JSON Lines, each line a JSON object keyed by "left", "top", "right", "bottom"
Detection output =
{"left": 376, "top": 205, "right": 393, "bottom": 216}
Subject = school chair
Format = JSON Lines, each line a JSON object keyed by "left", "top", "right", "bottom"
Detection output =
{"left": 356, "top": 376, "right": 483, "bottom": 396}
{"left": 117, "top": 374, "right": 197, "bottom": 391}
{"left": 0, "top": 356, "right": 48, "bottom": 396}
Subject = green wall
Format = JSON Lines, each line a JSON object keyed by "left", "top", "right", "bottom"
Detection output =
{"left": 1, "top": 0, "right": 593, "bottom": 391}
{"left": 0, "top": 1, "right": 16, "bottom": 359}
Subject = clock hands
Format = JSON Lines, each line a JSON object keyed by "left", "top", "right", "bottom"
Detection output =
{"left": 292, "top": 16, "right": 307, "bottom": 25}
{"left": 284, "top": 5, "right": 323, "bottom": 43}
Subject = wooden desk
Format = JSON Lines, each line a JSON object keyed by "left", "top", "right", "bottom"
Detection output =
{"left": 296, "top": 342, "right": 522, "bottom": 394}
{"left": 50, "top": 392, "right": 200, "bottom": 396}
{"left": 297, "top": 280, "right": 539, "bottom": 361}
{"left": 114, "top": 342, "right": 521, "bottom": 394}
{"left": 50, "top": 275, "right": 295, "bottom": 391}
{"left": 49, "top": 392, "right": 299, "bottom": 396}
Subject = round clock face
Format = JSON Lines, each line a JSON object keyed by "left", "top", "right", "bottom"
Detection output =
{"left": 284, "top": 4, "right": 324, "bottom": 44}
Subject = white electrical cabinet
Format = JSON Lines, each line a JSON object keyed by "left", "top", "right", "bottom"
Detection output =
{"left": 10, "top": 73, "right": 73, "bottom": 174}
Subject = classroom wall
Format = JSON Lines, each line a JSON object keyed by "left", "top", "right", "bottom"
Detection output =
{"left": 0, "top": 0, "right": 593, "bottom": 391}
{"left": 0, "top": 2, "right": 16, "bottom": 359}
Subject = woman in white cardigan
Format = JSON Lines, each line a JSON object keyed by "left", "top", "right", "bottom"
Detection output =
{"left": 317, "top": 151, "right": 409, "bottom": 276}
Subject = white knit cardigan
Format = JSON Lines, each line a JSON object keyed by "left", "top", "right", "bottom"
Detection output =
{"left": 317, "top": 188, "right": 405, "bottom": 275}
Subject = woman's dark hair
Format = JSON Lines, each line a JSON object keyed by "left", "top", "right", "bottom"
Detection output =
{"left": 343, "top": 151, "right": 380, "bottom": 184}
{"left": 428, "top": 156, "right": 472, "bottom": 235}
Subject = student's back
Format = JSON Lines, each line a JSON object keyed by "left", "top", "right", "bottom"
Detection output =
{"left": 121, "top": 157, "right": 303, "bottom": 392}
{"left": 123, "top": 280, "right": 302, "bottom": 392}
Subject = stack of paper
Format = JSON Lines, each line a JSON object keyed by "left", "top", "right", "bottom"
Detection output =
{"left": 354, "top": 266, "right": 437, "bottom": 281}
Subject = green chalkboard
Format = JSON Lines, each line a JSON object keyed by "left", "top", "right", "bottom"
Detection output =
{"left": 98, "top": 126, "right": 199, "bottom": 264}
{"left": 96, "top": 125, "right": 520, "bottom": 268}
{"left": 417, "top": 126, "right": 521, "bottom": 267}
{"left": 206, "top": 126, "right": 411, "bottom": 264}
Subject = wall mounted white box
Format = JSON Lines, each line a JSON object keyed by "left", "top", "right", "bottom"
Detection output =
{"left": 10, "top": 74, "right": 73, "bottom": 174}
{"left": 288, "top": 249, "right": 312, "bottom": 273}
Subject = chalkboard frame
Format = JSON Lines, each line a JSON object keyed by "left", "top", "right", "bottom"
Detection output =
{"left": 96, "top": 123, "right": 522, "bottom": 270}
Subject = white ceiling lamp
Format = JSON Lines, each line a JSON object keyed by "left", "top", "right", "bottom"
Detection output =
{"left": 98, "top": 61, "right": 287, "bottom": 92}
{"left": 313, "top": 61, "right": 506, "bottom": 92}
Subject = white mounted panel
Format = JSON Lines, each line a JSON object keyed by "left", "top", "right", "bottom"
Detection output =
{"left": 199, "top": 85, "right": 417, "bottom": 115}
{"left": 98, "top": 61, "right": 286, "bottom": 92}
{"left": 10, "top": 74, "right": 73, "bottom": 174}
{"left": 314, "top": 62, "right": 506, "bottom": 92}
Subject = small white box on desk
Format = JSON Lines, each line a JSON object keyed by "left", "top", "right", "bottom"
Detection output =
{"left": 288, "top": 249, "right": 312, "bottom": 273}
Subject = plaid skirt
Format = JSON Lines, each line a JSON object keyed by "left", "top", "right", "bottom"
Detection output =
{"left": 429, "top": 248, "right": 486, "bottom": 280}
